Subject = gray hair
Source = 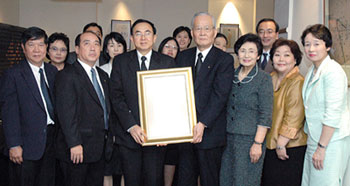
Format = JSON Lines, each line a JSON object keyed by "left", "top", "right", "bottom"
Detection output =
{"left": 191, "top": 12, "right": 216, "bottom": 29}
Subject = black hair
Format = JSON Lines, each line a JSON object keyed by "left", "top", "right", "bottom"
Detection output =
{"left": 301, "top": 24, "right": 332, "bottom": 48}
{"left": 172, "top": 26, "right": 192, "bottom": 48}
{"left": 256, "top": 18, "right": 280, "bottom": 33}
{"left": 83, "top": 22, "right": 103, "bottom": 37}
{"left": 102, "top": 32, "right": 127, "bottom": 62}
{"left": 46, "top": 32, "right": 70, "bottom": 61}
{"left": 131, "top": 19, "right": 157, "bottom": 35}
{"left": 158, "top": 37, "right": 180, "bottom": 59}
{"left": 215, "top": 33, "right": 228, "bottom": 44}
{"left": 234, "top": 33, "right": 263, "bottom": 57}
{"left": 270, "top": 38, "right": 303, "bottom": 66}
{"left": 21, "top": 26, "right": 48, "bottom": 46}
{"left": 75, "top": 31, "right": 102, "bottom": 47}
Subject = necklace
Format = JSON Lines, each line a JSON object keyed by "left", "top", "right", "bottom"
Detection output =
{"left": 232, "top": 64, "right": 258, "bottom": 84}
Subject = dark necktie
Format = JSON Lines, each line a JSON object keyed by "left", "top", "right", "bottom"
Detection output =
{"left": 91, "top": 68, "right": 108, "bottom": 129}
{"left": 39, "top": 68, "right": 54, "bottom": 120}
{"left": 260, "top": 53, "right": 268, "bottom": 70}
{"left": 195, "top": 53, "right": 203, "bottom": 76}
{"left": 141, "top": 56, "right": 147, "bottom": 71}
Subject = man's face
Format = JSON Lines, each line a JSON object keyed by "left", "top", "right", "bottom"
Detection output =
{"left": 191, "top": 15, "right": 217, "bottom": 51}
{"left": 86, "top": 26, "right": 102, "bottom": 39}
{"left": 75, "top": 32, "right": 101, "bottom": 66}
{"left": 131, "top": 22, "right": 157, "bottom": 55}
{"left": 22, "top": 37, "right": 47, "bottom": 67}
{"left": 257, "top": 21, "right": 279, "bottom": 50}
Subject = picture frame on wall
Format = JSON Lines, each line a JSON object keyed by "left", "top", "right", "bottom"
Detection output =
{"left": 220, "top": 24, "right": 239, "bottom": 53}
{"left": 111, "top": 20, "right": 131, "bottom": 50}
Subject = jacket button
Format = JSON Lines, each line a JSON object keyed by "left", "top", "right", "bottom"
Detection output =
{"left": 232, "top": 94, "right": 235, "bottom": 97}
{"left": 231, "top": 106, "right": 235, "bottom": 110}
{"left": 231, "top": 117, "right": 233, "bottom": 121}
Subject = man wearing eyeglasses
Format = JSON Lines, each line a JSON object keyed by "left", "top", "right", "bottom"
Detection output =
{"left": 110, "top": 19, "right": 175, "bottom": 186}
{"left": 176, "top": 12, "right": 234, "bottom": 186}
{"left": 256, "top": 18, "right": 280, "bottom": 73}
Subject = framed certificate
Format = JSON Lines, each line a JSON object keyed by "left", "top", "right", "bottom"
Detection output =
{"left": 137, "top": 67, "right": 197, "bottom": 146}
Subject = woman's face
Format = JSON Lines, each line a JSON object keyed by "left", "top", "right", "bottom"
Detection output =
{"left": 273, "top": 45, "right": 296, "bottom": 75}
{"left": 162, "top": 40, "right": 178, "bottom": 58}
{"left": 107, "top": 38, "right": 124, "bottom": 59}
{"left": 48, "top": 40, "right": 68, "bottom": 64}
{"left": 237, "top": 42, "right": 260, "bottom": 68}
{"left": 214, "top": 37, "right": 227, "bottom": 52}
{"left": 175, "top": 31, "right": 190, "bottom": 51}
{"left": 304, "top": 33, "right": 330, "bottom": 65}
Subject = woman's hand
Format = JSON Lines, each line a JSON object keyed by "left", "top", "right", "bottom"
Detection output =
{"left": 250, "top": 143, "right": 262, "bottom": 163}
{"left": 276, "top": 146, "right": 289, "bottom": 160}
{"left": 312, "top": 147, "right": 326, "bottom": 170}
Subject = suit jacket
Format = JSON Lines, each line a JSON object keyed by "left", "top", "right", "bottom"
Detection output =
{"left": 302, "top": 55, "right": 350, "bottom": 143}
{"left": 0, "top": 60, "right": 57, "bottom": 160}
{"left": 259, "top": 54, "right": 274, "bottom": 74}
{"left": 176, "top": 46, "right": 234, "bottom": 149}
{"left": 110, "top": 50, "right": 175, "bottom": 149}
{"left": 55, "top": 61, "right": 112, "bottom": 163}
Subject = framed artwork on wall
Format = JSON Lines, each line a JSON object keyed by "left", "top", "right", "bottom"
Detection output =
{"left": 111, "top": 20, "right": 131, "bottom": 50}
{"left": 220, "top": 24, "right": 239, "bottom": 53}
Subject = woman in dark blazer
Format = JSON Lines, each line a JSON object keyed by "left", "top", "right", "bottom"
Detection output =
{"left": 220, "top": 33, "right": 273, "bottom": 186}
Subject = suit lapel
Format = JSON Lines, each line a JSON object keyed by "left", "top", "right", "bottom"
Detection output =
{"left": 128, "top": 50, "right": 140, "bottom": 76}
{"left": 73, "top": 61, "right": 101, "bottom": 106}
{"left": 149, "top": 51, "right": 162, "bottom": 70}
{"left": 195, "top": 47, "right": 216, "bottom": 90}
{"left": 97, "top": 67, "right": 110, "bottom": 114}
{"left": 44, "top": 63, "right": 55, "bottom": 103}
{"left": 20, "top": 60, "right": 45, "bottom": 111}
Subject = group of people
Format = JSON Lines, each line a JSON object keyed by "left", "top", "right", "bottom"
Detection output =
{"left": 0, "top": 11, "right": 350, "bottom": 186}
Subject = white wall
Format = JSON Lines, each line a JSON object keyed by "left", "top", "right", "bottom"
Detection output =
{"left": 0, "top": 0, "right": 20, "bottom": 25}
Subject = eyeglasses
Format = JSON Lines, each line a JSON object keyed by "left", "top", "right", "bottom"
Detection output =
{"left": 258, "top": 29, "right": 276, "bottom": 35}
{"left": 50, "top": 47, "right": 67, "bottom": 53}
{"left": 193, "top": 26, "right": 215, "bottom": 33}
{"left": 164, "top": 44, "right": 178, "bottom": 50}
{"left": 238, "top": 49, "right": 258, "bottom": 56}
{"left": 134, "top": 31, "right": 153, "bottom": 38}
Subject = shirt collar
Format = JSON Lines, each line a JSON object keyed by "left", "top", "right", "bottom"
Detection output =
{"left": 196, "top": 45, "right": 213, "bottom": 62}
{"left": 28, "top": 60, "right": 44, "bottom": 72}
{"left": 136, "top": 50, "right": 152, "bottom": 62}
{"left": 77, "top": 58, "right": 97, "bottom": 73}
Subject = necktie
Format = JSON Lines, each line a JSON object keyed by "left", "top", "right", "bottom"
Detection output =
{"left": 141, "top": 56, "right": 147, "bottom": 71}
{"left": 39, "top": 68, "right": 54, "bottom": 121}
{"left": 260, "top": 53, "right": 268, "bottom": 70}
{"left": 195, "top": 53, "right": 203, "bottom": 76}
{"left": 91, "top": 68, "right": 108, "bottom": 129}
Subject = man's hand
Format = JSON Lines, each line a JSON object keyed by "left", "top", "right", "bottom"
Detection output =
{"left": 130, "top": 125, "right": 147, "bottom": 145}
{"left": 9, "top": 146, "right": 23, "bottom": 164}
{"left": 70, "top": 145, "right": 83, "bottom": 164}
{"left": 192, "top": 122, "right": 205, "bottom": 144}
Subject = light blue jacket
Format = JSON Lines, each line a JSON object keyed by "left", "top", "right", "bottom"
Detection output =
{"left": 302, "top": 55, "right": 350, "bottom": 142}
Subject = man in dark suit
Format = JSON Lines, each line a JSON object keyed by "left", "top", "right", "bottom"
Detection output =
{"left": 0, "top": 27, "right": 58, "bottom": 186}
{"left": 176, "top": 12, "right": 234, "bottom": 186}
{"left": 66, "top": 22, "right": 106, "bottom": 66}
{"left": 110, "top": 19, "right": 175, "bottom": 186}
{"left": 55, "top": 31, "right": 112, "bottom": 186}
{"left": 256, "top": 18, "right": 280, "bottom": 73}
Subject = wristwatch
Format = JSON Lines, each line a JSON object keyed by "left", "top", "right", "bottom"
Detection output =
{"left": 318, "top": 142, "right": 327, "bottom": 149}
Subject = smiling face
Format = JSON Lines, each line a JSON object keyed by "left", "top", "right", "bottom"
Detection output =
{"left": 192, "top": 14, "right": 217, "bottom": 51}
{"left": 162, "top": 39, "right": 178, "bottom": 58}
{"left": 107, "top": 38, "right": 124, "bottom": 60}
{"left": 22, "top": 37, "right": 47, "bottom": 67}
{"left": 75, "top": 32, "right": 101, "bottom": 66}
{"left": 48, "top": 40, "right": 68, "bottom": 64}
{"left": 175, "top": 31, "right": 191, "bottom": 51}
{"left": 257, "top": 21, "right": 279, "bottom": 51}
{"left": 303, "top": 33, "right": 330, "bottom": 66}
{"left": 131, "top": 22, "right": 157, "bottom": 55}
{"left": 237, "top": 42, "right": 260, "bottom": 68}
{"left": 273, "top": 45, "right": 296, "bottom": 75}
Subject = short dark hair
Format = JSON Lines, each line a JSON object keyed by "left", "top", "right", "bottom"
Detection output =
{"left": 215, "top": 33, "right": 228, "bottom": 44}
{"left": 83, "top": 22, "right": 103, "bottom": 37}
{"left": 301, "top": 24, "right": 332, "bottom": 48}
{"left": 21, "top": 26, "right": 48, "bottom": 46}
{"left": 75, "top": 31, "right": 102, "bottom": 47}
{"left": 172, "top": 26, "right": 192, "bottom": 47}
{"left": 270, "top": 38, "right": 303, "bottom": 66}
{"left": 234, "top": 33, "right": 263, "bottom": 57}
{"left": 46, "top": 32, "right": 70, "bottom": 60}
{"left": 158, "top": 37, "right": 180, "bottom": 59}
{"left": 131, "top": 19, "right": 157, "bottom": 35}
{"left": 256, "top": 18, "right": 280, "bottom": 33}
{"left": 102, "top": 32, "right": 127, "bottom": 62}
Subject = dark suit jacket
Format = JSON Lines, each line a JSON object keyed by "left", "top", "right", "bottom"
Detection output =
{"left": 110, "top": 50, "right": 175, "bottom": 149}
{"left": 55, "top": 61, "right": 112, "bottom": 163}
{"left": 176, "top": 46, "right": 234, "bottom": 149}
{"left": 0, "top": 60, "right": 57, "bottom": 160}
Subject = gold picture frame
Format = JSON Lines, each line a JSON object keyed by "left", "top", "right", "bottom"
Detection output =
{"left": 137, "top": 67, "right": 197, "bottom": 146}
{"left": 220, "top": 24, "right": 239, "bottom": 53}
{"left": 111, "top": 20, "right": 131, "bottom": 50}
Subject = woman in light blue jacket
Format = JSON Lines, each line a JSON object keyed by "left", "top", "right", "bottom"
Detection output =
{"left": 301, "top": 24, "right": 350, "bottom": 186}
